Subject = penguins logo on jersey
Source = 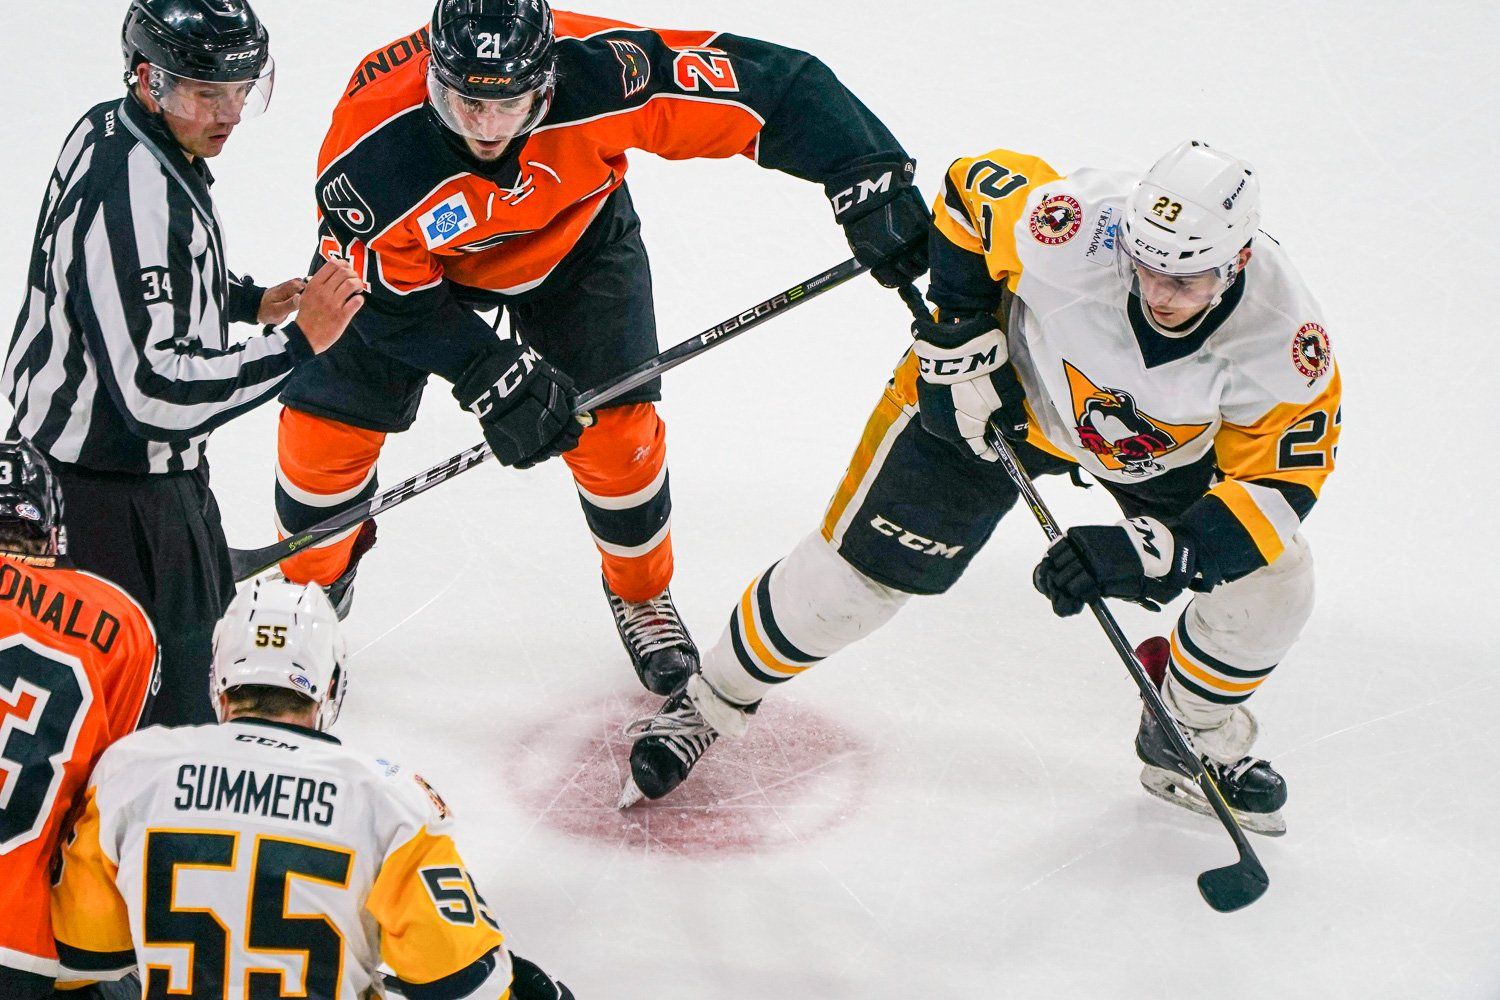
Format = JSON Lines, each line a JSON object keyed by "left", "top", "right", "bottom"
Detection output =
{"left": 608, "top": 39, "right": 651, "bottom": 98}
{"left": 321, "top": 173, "right": 375, "bottom": 236}
{"left": 1065, "top": 361, "right": 1211, "bottom": 477}
{"left": 1292, "top": 322, "right": 1331, "bottom": 384}
{"left": 1029, "top": 194, "right": 1083, "bottom": 246}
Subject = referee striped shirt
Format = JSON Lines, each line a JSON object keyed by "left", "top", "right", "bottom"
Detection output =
{"left": 3, "top": 95, "right": 312, "bottom": 474}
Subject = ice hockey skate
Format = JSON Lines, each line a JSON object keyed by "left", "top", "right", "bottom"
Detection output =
{"left": 603, "top": 577, "right": 699, "bottom": 694}
{"left": 617, "top": 673, "right": 757, "bottom": 808}
{"left": 1132, "top": 637, "right": 1287, "bottom": 837}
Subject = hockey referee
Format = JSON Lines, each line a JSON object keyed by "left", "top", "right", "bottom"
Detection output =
{"left": 2, "top": 0, "right": 363, "bottom": 725}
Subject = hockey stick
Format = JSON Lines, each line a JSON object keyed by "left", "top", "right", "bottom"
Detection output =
{"left": 896, "top": 284, "right": 1269, "bottom": 913}
{"left": 229, "top": 257, "right": 870, "bottom": 581}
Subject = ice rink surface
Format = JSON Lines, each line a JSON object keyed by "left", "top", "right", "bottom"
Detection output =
{"left": 4, "top": 1, "right": 1498, "bottom": 996}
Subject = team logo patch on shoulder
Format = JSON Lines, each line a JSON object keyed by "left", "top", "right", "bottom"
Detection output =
{"left": 413, "top": 773, "right": 451, "bottom": 820}
{"left": 1292, "top": 322, "right": 1332, "bottom": 383}
{"left": 419, "top": 194, "right": 477, "bottom": 249}
{"left": 608, "top": 39, "right": 651, "bottom": 98}
{"left": 321, "top": 173, "right": 375, "bottom": 235}
{"left": 1030, "top": 194, "right": 1083, "bottom": 246}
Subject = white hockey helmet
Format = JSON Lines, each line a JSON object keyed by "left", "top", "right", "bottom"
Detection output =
{"left": 210, "top": 577, "right": 348, "bottom": 731}
{"left": 1119, "top": 140, "right": 1261, "bottom": 278}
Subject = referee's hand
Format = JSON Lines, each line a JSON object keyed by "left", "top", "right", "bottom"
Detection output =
{"left": 258, "top": 277, "right": 306, "bottom": 325}
{"left": 297, "top": 260, "right": 365, "bottom": 354}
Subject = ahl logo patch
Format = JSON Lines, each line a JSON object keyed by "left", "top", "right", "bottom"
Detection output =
{"left": 1029, "top": 194, "right": 1083, "bottom": 246}
{"left": 419, "top": 194, "right": 477, "bottom": 249}
{"left": 1292, "top": 322, "right": 1332, "bottom": 383}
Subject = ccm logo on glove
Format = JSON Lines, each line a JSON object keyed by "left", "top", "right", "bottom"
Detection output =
{"left": 464, "top": 347, "right": 540, "bottom": 417}
{"left": 830, "top": 170, "right": 895, "bottom": 218}
{"left": 916, "top": 342, "right": 1002, "bottom": 380}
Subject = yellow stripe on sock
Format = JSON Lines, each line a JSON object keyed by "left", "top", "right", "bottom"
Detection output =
{"left": 1170, "top": 633, "right": 1266, "bottom": 695}
{"left": 738, "top": 577, "right": 810, "bottom": 677}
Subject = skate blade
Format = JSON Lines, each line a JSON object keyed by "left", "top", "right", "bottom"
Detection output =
{"left": 1139, "top": 765, "right": 1286, "bottom": 837}
{"left": 616, "top": 777, "right": 645, "bottom": 810}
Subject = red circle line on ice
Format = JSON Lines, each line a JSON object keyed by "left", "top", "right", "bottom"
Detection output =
{"left": 509, "top": 692, "right": 874, "bottom": 856}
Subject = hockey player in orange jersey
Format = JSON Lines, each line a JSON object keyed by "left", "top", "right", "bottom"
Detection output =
{"left": 274, "top": 0, "right": 930, "bottom": 694}
{"left": 622, "top": 142, "right": 1340, "bottom": 838}
{"left": 51, "top": 576, "right": 572, "bottom": 999}
{"left": 0, "top": 439, "right": 158, "bottom": 1000}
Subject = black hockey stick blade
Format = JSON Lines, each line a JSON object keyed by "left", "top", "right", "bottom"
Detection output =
{"left": 1197, "top": 850, "right": 1270, "bottom": 913}
{"left": 230, "top": 258, "right": 869, "bottom": 581}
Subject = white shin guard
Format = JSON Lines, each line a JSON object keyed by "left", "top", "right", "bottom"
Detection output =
{"left": 1164, "top": 533, "right": 1316, "bottom": 743}
{"left": 701, "top": 532, "right": 910, "bottom": 707}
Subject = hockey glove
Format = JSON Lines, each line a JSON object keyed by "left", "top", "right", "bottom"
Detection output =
{"left": 454, "top": 343, "right": 584, "bottom": 469}
{"left": 1032, "top": 517, "right": 1198, "bottom": 617}
{"left": 827, "top": 158, "right": 931, "bottom": 288}
{"left": 912, "top": 311, "right": 1028, "bottom": 460}
{"left": 510, "top": 955, "right": 576, "bottom": 1000}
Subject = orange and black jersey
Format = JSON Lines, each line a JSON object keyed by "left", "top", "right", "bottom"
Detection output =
{"left": 314, "top": 12, "right": 911, "bottom": 383}
{"left": 0, "top": 556, "right": 157, "bottom": 1000}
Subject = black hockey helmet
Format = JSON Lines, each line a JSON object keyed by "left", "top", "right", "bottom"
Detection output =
{"left": 429, "top": 0, "right": 556, "bottom": 100}
{"left": 122, "top": 0, "right": 271, "bottom": 83}
{"left": 0, "top": 439, "right": 65, "bottom": 558}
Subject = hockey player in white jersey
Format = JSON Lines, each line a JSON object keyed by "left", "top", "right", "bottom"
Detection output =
{"left": 50, "top": 578, "right": 572, "bottom": 999}
{"left": 621, "top": 141, "right": 1341, "bottom": 836}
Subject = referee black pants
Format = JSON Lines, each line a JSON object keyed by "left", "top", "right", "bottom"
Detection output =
{"left": 54, "top": 463, "right": 235, "bottom": 726}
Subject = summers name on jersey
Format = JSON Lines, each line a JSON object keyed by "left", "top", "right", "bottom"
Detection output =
{"left": 932, "top": 148, "right": 1342, "bottom": 579}
{"left": 51, "top": 719, "right": 512, "bottom": 1000}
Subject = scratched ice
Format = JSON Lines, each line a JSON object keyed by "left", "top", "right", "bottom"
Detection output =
{"left": 7, "top": 1, "right": 1496, "bottom": 997}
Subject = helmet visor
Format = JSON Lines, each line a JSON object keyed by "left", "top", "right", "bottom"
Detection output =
{"left": 427, "top": 64, "right": 552, "bottom": 144}
{"left": 1117, "top": 236, "right": 1235, "bottom": 317}
{"left": 149, "top": 59, "right": 275, "bottom": 121}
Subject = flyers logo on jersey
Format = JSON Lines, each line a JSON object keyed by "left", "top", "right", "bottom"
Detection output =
{"left": 609, "top": 39, "right": 651, "bottom": 98}
{"left": 1030, "top": 194, "right": 1083, "bottom": 246}
{"left": 1065, "top": 361, "right": 1210, "bottom": 477}
{"left": 1292, "top": 322, "right": 1331, "bottom": 384}
{"left": 419, "top": 195, "right": 478, "bottom": 249}
{"left": 321, "top": 173, "right": 375, "bottom": 235}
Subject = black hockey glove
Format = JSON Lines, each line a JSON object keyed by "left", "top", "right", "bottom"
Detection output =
{"left": 1032, "top": 517, "right": 1199, "bottom": 616}
{"left": 453, "top": 343, "right": 584, "bottom": 469}
{"left": 826, "top": 158, "right": 931, "bottom": 288}
{"left": 912, "top": 311, "right": 1028, "bottom": 460}
{"left": 510, "top": 955, "right": 576, "bottom": 1000}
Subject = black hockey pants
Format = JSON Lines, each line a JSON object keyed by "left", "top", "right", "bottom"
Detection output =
{"left": 53, "top": 462, "right": 235, "bottom": 726}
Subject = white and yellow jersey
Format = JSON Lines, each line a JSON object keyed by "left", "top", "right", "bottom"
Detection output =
{"left": 932, "top": 148, "right": 1341, "bottom": 579}
{"left": 50, "top": 718, "right": 512, "bottom": 1000}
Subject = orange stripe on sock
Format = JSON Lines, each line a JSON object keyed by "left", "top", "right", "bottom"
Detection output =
{"left": 277, "top": 406, "right": 385, "bottom": 495}
{"left": 601, "top": 536, "right": 673, "bottom": 604}
{"left": 564, "top": 403, "right": 666, "bottom": 497}
{"left": 277, "top": 408, "right": 384, "bottom": 585}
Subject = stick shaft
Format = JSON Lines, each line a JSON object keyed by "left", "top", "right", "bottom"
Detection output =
{"left": 231, "top": 258, "right": 868, "bottom": 580}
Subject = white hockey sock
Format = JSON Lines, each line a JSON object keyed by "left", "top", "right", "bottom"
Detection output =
{"left": 1162, "top": 534, "right": 1316, "bottom": 758}
{"left": 701, "top": 532, "right": 909, "bottom": 706}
